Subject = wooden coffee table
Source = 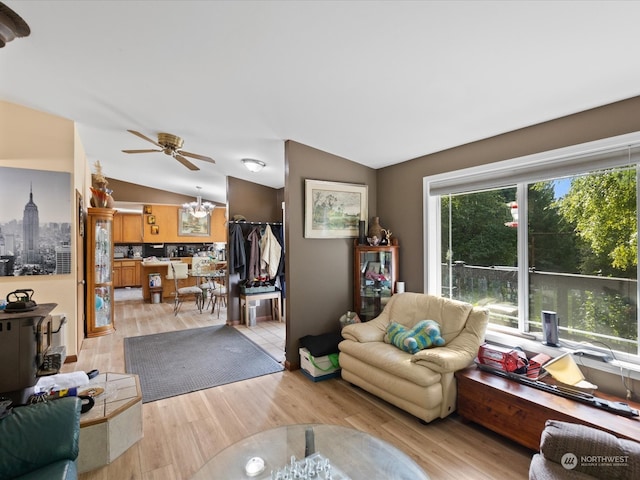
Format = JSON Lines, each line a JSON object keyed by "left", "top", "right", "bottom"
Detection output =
{"left": 455, "top": 365, "right": 640, "bottom": 451}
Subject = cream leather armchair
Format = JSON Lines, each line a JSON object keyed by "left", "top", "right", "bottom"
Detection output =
{"left": 339, "top": 292, "right": 489, "bottom": 423}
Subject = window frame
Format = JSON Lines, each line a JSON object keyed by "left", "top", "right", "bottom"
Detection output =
{"left": 423, "top": 131, "right": 640, "bottom": 374}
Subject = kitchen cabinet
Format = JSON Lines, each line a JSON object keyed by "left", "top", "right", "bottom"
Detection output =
{"left": 114, "top": 213, "right": 142, "bottom": 244}
{"left": 113, "top": 260, "right": 141, "bottom": 288}
{"left": 353, "top": 241, "right": 399, "bottom": 322}
{"left": 113, "top": 265, "right": 122, "bottom": 288}
{"left": 86, "top": 208, "right": 115, "bottom": 337}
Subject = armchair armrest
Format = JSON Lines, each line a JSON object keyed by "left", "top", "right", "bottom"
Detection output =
{"left": 412, "top": 315, "right": 487, "bottom": 372}
{"left": 0, "top": 397, "right": 81, "bottom": 479}
{"left": 341, "top": 316, "right": 388, "bottom": 343}
{"left": 412, "top": 345, "right": 476, "bottom": 372}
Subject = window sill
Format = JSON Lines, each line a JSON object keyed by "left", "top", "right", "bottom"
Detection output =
{"left": 484, "top": 328, "right": 640, "bottom": 383}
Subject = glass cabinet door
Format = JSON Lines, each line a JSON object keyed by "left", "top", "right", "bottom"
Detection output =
{"left": 354, "top": 244, "right": 399, "bottom": 321}
{"left": 87, "top": 208, "right": 115, "bottom": 337}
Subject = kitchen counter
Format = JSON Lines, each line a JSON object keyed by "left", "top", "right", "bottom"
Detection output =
{"left": 140, "top": 260, "right": 193, "bottom": 302}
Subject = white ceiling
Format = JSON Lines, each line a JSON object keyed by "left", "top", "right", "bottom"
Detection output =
{"left": 2, "top": 1, "right": 640, "bottom": 205}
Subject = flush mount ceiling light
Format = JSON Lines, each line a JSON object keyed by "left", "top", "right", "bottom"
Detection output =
{"left": 0, "top": 2, "right": 31, "bottom": 48}
{"left": 242, "top": 158, "right": 266, "bottom": 173}
{"left": 182, "top": 186, "right": 214, "bottom": 218}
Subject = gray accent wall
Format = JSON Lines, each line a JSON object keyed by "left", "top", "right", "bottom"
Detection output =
{"left": 284, "top": 141, "right": 377, "bottom": 367}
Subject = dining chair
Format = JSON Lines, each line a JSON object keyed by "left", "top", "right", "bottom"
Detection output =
{"left": 191, "top": 256, "right": 214, "bottom": 309}
{"left": 206, "top": 269, "right": 227, "bottom": 318}
{"left": 167, "top": 262, "right": 203, "bottom": 315}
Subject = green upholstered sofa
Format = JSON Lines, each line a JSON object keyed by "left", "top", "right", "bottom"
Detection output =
{"left": 0, "top": 397, "right": 81, "bottom": 480}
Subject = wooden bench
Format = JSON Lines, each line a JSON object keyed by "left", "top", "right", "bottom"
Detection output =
{"left": 455, "top": 365, "right": 640, "bottom": 450}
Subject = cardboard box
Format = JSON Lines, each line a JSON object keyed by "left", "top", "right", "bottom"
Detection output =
{"left": 299, "top": 347, "right": 340, "bottom": 381}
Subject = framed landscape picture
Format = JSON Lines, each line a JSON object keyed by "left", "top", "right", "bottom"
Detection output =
{"left": 304, "top": 179, "right": 367, "bottom": 238}
{"left": 178, "top": 209, "right": 211, "bottom": 236}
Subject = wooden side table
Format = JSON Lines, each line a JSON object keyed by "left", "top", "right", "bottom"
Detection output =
{"left": 239, "top": 290, "right": 282, "bottom": 325}
{"left": 455, "top": 366, "right": 640, "bottom": 451}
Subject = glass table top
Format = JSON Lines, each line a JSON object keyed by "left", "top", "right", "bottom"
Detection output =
{"left": 192, "top": 423, "right": 429, "bottom": 480}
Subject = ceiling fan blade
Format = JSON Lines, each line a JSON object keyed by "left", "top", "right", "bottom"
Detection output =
{"left": 175, "top": 154, "right": 200, "bottom": 171}
{"left": 127, "top": 130, "right": 162, "bottom": 148}
{"left": 122, "top": 149, "right": 162, "bottom": 154}
{"left": 178, "top": 150, "right": 216, "bottom": 164}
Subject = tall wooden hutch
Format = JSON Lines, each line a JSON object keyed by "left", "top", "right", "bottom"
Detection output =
{"left": 86, "top": 208, "right": 115, "bottom": 337}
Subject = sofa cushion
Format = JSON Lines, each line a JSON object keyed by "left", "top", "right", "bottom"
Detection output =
{"left": 386, "top": 293, "right": 473, "bottom": 343}
{"left": 529, "top": 453, "right": 596, "bottom": 480}
{"left": 537, "top": 420, "right": 640, "bottom": 480}
{"left": 0, "top": 397, "right": 81, "bottom": 480}
{"left": 339, "top": 339, "right": 442, "bottom": 387}
{"left": 17, "top": 459, "right": 78, "bottom": 480}
{"left": 384, "top": 320, "right": 445, "bottom": 354}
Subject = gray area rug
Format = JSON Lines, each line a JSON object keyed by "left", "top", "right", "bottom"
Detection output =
{"left": 124, "top": 325, "right": 284, "bottom": 403}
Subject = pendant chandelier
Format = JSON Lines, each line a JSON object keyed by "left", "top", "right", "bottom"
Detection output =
{"left": 183, "top": 186, "right": 214, "bottom": 218}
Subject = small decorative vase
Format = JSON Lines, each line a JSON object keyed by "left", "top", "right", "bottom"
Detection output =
{"left": 90, "top": 187, "right": 114, "bottom": 208}
{"left": 368, "top": 216, "right": 383, "bottom": 240}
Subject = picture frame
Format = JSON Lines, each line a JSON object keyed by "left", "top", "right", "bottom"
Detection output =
{"left": 150, "top": 225, "right": 159, "bottom": 235}
{"left": 77, "top": 191, "right": 85, "bottom": 237}
{"left": 147, "top": 215, "right": 156, "bottom": 225}
{"left": 304, "top": 179, "right": 367, "bottom": 238}
{"left": 178, "top": 208, "right": 211, "bottom": 236}
{"left": 0, "top": 167, "right": 72, "bottom": 276}
{"left": 144, "top": 205, "right": 152, "bottom": 214}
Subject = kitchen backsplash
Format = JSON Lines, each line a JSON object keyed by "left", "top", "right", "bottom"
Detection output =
{"left": 114, "top": 245, "right": 143, "bottom": 258}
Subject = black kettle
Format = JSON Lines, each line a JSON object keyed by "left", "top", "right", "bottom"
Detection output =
{"left": 5, "top": 289, "right": 37, "bottom": 313}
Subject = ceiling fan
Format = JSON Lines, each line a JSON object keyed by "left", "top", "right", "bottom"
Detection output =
{"left": 122, "top": 130, "right": 216, "bottom": 171}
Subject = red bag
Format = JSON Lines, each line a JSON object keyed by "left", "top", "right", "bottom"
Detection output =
{"left": 477, "top": 343, "right": 528, "bottom": 374}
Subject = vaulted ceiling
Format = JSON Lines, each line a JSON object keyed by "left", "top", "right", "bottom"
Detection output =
{"left": 2, "top": 1, "right": 640, "bottom": 204}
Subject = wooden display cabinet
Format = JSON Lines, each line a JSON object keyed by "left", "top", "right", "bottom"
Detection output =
{"left": 354, "top": 240, "right": 399, "bottom": 321}
{"left": 86, "top": 208, "right": 115, "bottom": 337}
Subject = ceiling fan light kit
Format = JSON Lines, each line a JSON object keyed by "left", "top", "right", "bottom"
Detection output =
{"left": 242, "top": 158, "right": 266, "bottom": 173}
{"left": 183, "top": 187, "right": 214, "bottom": 218}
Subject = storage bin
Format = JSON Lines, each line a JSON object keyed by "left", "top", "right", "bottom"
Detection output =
{"left": 299, "top": 347, "right": 340, "bottom": 381}
{"left": 240, "top": 285, "right": 276, "bottom": 294}
{"left": 150, "top": 287, "right": 162, "bottom": 304}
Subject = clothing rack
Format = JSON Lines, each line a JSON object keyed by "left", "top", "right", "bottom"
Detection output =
{"left": 228, "top": 221, "right": 282, "bottom": 226}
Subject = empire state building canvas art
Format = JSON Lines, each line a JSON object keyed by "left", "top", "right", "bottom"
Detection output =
{"left": 0, "top": 167, "right": 71, "bottom": 276}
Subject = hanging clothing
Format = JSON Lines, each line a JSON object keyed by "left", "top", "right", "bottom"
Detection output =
{"left": 229, "top": 223, "right": 247, "bottom": 280}
{"left": 247, "top": 227, "right": 262, "bottom": 280}
{"left": 260, "top": 224, "right": 282, "bottom": 279}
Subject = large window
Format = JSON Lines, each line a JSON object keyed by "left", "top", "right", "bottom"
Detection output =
{"left": 425, "top": 133, "right": 640, "bottom": 363}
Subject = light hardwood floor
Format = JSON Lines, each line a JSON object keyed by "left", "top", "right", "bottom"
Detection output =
{"left": 63, "top": 297, "right": 534, "bottom": 480}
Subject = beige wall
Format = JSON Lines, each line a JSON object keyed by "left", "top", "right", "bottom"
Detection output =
{"left": 378, "top": 95, "right": 640, "bottom": 293}
{"left": 284, "top": 141, "right": 377, "bottom": 365}
{"left": 0, "top": 100, "right": 88, "bottom": 357}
